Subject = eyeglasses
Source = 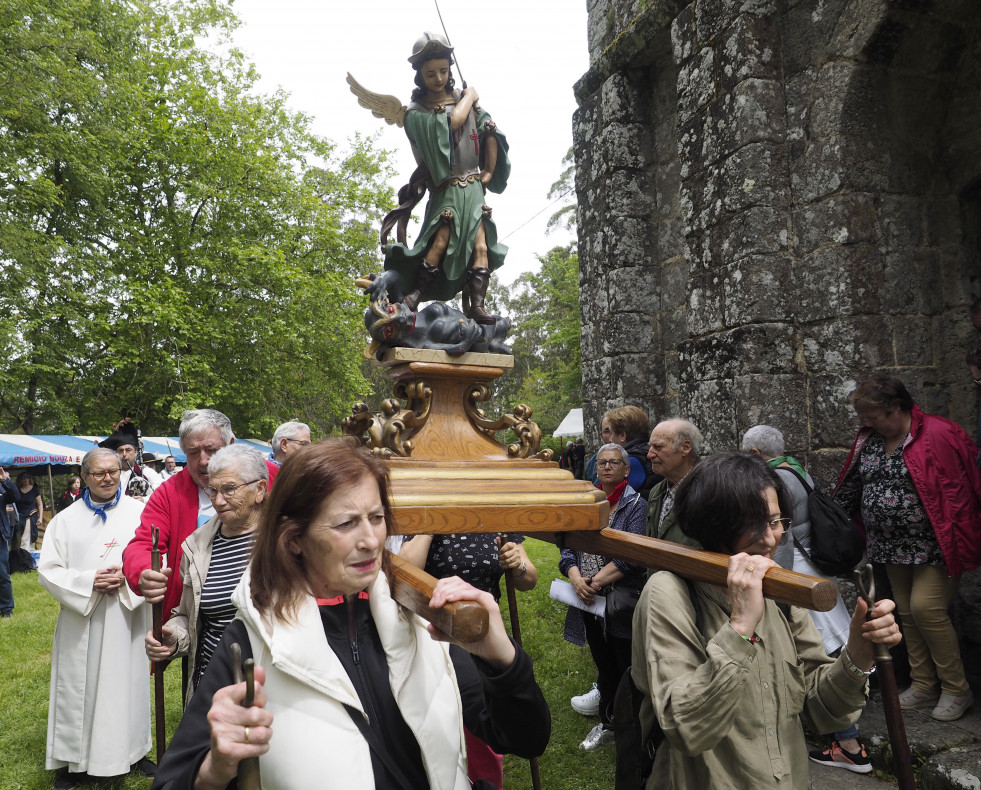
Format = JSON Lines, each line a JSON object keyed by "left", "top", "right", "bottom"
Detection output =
{"left": 285, "top": 438, "right": 311, "bottom": 447}
{"left": 204, "top": 479, "right": 262, "bottom": 500}
{"left": 597, "top": 459, "right": 625, "bottom": 468}
{"left": 765, "top": 517, "right": 792, "bottom": 531}
{"left": 87, "top": 469, "right": 121, "bottom": 481}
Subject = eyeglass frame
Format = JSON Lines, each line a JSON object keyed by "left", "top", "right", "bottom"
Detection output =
{"left": 204, "top": 479, "right": 263, "bottom": 500}
{"left": 284, "top": 437, "right": 311, "bottom": 447}
{"left": 596, "top": 459, "right": 626, "bottom": 468}
{"left": 86, "top": 468, "right": 122, "bottom": 481}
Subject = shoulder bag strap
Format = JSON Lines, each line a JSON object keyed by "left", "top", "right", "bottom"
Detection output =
{"left": 343, "top": 703, "right": 418, "bottom": 790}
{"left": 776, "top": 467, "right": 818, "bottom": 567}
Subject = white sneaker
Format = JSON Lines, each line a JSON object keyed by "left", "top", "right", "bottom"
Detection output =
{"left": 580, "top": 723, "right": 615, "bottom": 751}
{"left": 571, "top": 683, "right": 601, "bottom": 716}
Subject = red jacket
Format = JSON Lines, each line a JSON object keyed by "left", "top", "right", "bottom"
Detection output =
{"left": 122, "top": 460, "right": 279, "bottom": 621}
{"left": 835, "top": 404, "right": 981, "bottom": 576}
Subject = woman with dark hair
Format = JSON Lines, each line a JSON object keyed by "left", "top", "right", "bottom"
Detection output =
{"left": 152, "top": 438, "right": 550, "bottom": 790}
{"left": 633, "top": 453, "right": 901, "bottom": 790}
{"left": 57, "top": 477, "right": 83, "bottom": 513}
{"left": 834, "top": 373, "right": 981, "bottom": 722}
{"left": 14, "top": 471, "right": 43, "bottom": 550}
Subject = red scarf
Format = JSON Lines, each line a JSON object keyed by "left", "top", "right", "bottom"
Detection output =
{"left": 597, "top": 479, "right": 628, "bottom": 505}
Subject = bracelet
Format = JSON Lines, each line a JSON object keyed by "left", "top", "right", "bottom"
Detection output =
{"left": 841, "top": 647, "right": 873, "bottom": 680}
{"left": 511, "top": 562, "right": 528, "bottom": 580}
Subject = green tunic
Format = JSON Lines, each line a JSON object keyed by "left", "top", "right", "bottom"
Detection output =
{"left": 384, "top": 96, "right": 510, "bottom": 301}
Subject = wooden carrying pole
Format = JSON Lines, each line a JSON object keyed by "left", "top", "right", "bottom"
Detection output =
{"left": 535, "top": 529, "right": 839, "bottom": 612}
{"left": 389, "top": 553, "right": 489, "bottom": 641}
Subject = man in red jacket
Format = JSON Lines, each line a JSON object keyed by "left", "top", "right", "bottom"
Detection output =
{"left": 122, "top": 409, "right": 278, "bottom": 621}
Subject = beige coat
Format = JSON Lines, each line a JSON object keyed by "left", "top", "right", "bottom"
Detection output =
{"left": 632, "top": 572, "right": 868, "bottom": 789}
{"left": 166, "top": 514, "right": 223, "bottom": 702}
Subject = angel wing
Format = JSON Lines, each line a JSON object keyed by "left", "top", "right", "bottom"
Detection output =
{"left": 346, "top": 73, "right": 406, "bottom": 128}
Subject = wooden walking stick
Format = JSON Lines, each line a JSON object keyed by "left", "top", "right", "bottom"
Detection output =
{"left": 854, "top": 564, "right": 916, "bottom": 790}
{"left": 151, "top": 526, "right": 167, "bottom": 763}
{"left": 231, "top": 643, "right": 261, "bottom": 790}
{"left": 499, "top": 537, "right": 543, "bottom": 790}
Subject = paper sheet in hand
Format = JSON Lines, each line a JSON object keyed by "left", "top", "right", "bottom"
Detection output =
{"left": 549, "top": 578, "right": 606, "bottom": 617}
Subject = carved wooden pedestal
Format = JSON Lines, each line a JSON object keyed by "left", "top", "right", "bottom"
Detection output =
{"left": 344, "top": 348, "right": 610, "bottom": 536}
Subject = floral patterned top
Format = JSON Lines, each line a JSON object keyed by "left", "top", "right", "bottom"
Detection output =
{"left": 404, "top": 532, "right": 524, "bottom": 602}
{"left": 859, "top": 433, "right": 943, "bottom": 566}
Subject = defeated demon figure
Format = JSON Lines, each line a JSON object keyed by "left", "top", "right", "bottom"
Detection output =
{"left": 357, "top": 270, "right": 510, "bottom": 360}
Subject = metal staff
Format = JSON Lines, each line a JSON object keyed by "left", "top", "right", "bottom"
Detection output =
{"left": 151, "top": 526, "right": 166, "bottom": 763}
{"left": 500, "top": 537, "right": 542, "bottom": 790}
{"left": 854, "top": 564, "right": 915, "bottom": 790}
{"left": 231, "top": 643, "right": 261, "bottom": 790}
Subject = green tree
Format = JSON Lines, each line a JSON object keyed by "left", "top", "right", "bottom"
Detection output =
{"left": 0, "top": 0, "right": 393, "bottom": 438}
{"left": 496, "top": 245, "right": 582, "bottom": 434}
{"left": 545, "top": 146, "right": 577, "bottom": 235}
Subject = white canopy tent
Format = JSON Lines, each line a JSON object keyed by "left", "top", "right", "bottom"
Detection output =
{"left": 552, "top": 408, "right": 584, "bottom": 437}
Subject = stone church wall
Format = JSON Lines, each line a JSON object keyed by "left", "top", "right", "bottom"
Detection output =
{"left": 575, "top": 0, "right": 981, "bottom": 682}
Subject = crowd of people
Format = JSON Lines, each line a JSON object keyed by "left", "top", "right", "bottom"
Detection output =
{"left": 1, "top": 302, "right": 979, "bottom": 789}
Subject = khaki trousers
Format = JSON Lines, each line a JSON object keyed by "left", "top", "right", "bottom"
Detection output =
{"left": 885, "top": 563, "right": 968, "bottom": 695}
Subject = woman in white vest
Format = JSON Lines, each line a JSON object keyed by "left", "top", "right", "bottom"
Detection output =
{"left": 152, "top": 438, "right": 550, "bottom": 790}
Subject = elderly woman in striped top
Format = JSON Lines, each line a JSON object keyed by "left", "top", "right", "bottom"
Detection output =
{"left": 144, "top": 444, "right": 268, "bottom": 700}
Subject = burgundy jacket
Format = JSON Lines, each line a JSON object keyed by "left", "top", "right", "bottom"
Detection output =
{"left": 122, "top": 460, "right": 279, "bottom": 621}
{"left": 834, "top": 404, "right": 981, "bottom": 576}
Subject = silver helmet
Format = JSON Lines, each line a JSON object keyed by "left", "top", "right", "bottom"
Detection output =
{"left": 408, "top": 32, "right": 454, "bottom": 67}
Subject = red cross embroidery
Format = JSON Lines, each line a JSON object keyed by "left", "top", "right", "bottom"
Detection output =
{"left": 470, "top": 129, "right": 479, "bottom": 156}
{"left": 101, "top": 537, "right": 119, "bottom": 559}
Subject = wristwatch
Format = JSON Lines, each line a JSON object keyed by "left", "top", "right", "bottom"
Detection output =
{"left": 512, "top": 561, "right": 528, "bottom": 580}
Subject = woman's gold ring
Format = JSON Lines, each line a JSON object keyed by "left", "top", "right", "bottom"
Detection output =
{"left": 746, "top": 565, "right": 756, "bottom": 572}
{"left": 244, "top": 726, "right": 250, "bottom": 745}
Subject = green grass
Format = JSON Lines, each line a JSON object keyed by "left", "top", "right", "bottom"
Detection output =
{"left": 0, "top": 539, "right": 613, "bottom": 789}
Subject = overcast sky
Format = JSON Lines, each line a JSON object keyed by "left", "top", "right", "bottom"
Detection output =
{"left": 223, "top": 0, "right": 589, "bottom": 283}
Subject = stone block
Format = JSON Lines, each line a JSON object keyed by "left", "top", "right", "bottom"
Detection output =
{"left": 790, "top": 192, "right": 878, "bottom": 254}
{"left": 781, "top": 0, "right": 847, "bottom": 77}
{"left": 710, "top": 205, "right": 789, "bottom": 264}
{"left": 692, "top": 0, "right": 739, "bottom": 45}
{"left": 728, "top": 78, "right": 787, "bottom": 150}
{"left": 603, "top": 310, "right": 656, "bottom": 356}
{"left": 681, "top": 376, "right": 735, "bottom": 453}
{"left": 719, "top": 13, "right": 781, "bottom": 92}
{"left": 662, "top": 304, "right": 690, "bottom": 352}
{"left": 655, "top": 215, "right": 686, "bottom": 263}
{"left": 609, "top": 265, "right": 661, "bottom": 313}
{"left": 654, "top": 156, "right": 682, "bottom": 216}
{"left": 597, "top": 122, "right": 655, "bottom": 170}
{"left": 600, "top": 72, "right": 645, "bottom": 125}
{"left": 606, "top": 217, "right": 656, "bottom": 268}
{"left": 881, "top": 248, "right": 928, "bottom": 316}
{"left": 688, "top": 271, "right": 726, "bottom": 335}
{"left": 792, "top": 244, "right": 883, "bottom": 324}
{"left": 784, "top": 67, "right": 814, "bottom": 145}
{"left": 681, "top": 161, "right": 724, "bottom": 233}
{"left": 807, "top": 371, "right": 863, "bottom": 447}
{"left": 733, "top": 373, "right": 809, "bottom": 445}
{"left": 801, "top": 317, "right": 893, "bottom": 374}
{"left": 723, "top": 255, "right": 795, "bottom": 325}
{"left": 720, "top": 142, "right": 791, "bottom": 213}
{"left": 889, "top": 314, "right": 937, "bottom": 368}
{"left": 677, "top": 46, "right": 715, "bottom": 121}
{"left": 613, "top": 352, "right": 664, "bottom": 402}
{"left": 925, "top": 196, "right": 961, "bottom": 247}
{"left": 607, "top": 169, "right": 656, "bottom": 218}
{"left": 919, "top": 747, "right": 981, "bottom": 790}
{"left": 670, "top": 3, "right": 697, "bottom": 63}
{"left": 661, "top": 256, "right": 689, "bottom": 312}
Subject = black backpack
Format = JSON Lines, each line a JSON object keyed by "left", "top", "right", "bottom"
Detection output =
{"left": 613, "top": 580, "right": 702, "bottom": 790}
{"left": 783, "top": 468, "right": 865, "bottom": 577}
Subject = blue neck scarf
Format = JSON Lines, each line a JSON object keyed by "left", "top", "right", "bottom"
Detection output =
{"left": 83, "top": 486, "right": 122, "bottom": 522}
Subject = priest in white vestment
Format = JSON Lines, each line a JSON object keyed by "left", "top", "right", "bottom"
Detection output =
{"left": 39, "top": 447, "right": 153, "bottom": 787}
